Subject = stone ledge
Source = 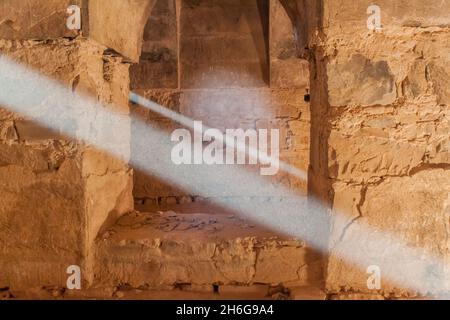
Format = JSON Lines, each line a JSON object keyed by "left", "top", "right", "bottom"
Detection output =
{"left": 94, "top": 211, "right": 323, "bottom": 288}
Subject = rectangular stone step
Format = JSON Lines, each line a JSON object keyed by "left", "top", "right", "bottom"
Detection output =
{"left": 93, "top": 211, "right": 323, "bottom": 290}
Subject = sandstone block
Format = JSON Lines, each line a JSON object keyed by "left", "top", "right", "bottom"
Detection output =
{"left": 328, "top": 54, "right": 396, "bottom": 107}
{"left": 0, "top": 0, "right": 83, "bottom": 40}
{"left": 94, "top": 212, "right": 319, "bottom": 288}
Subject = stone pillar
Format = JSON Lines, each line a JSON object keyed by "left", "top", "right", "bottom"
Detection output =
{"left": 0, "top": 2, "right": 133, "bottom": 289}
{"left": 311, "top": 0, "right": 450, "bottom": 296}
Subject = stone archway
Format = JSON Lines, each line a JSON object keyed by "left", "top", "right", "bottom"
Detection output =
{"left": 89, "top": 0, "right": 157, "bottom": 61}
{"left": 87, "top": 0, "right": 315, "bottom": 69}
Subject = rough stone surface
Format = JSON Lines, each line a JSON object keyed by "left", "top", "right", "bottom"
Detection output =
{"left": 89, "top": 0, "right": 156, "bottom": 61}
{"left": 309, "top": 0, "right": 450, "bottom": 296}
{"left": 132, "top": 88, "right": 310, "bottom": 208}
{"left": 0, "top": 38, "right": 133, "bottom": 289}
{"left": 94, "top": 211, "right": 321, "bottom": 288}
{"left": 0, "top": 0, "right": 85, "bottom": 39}
{"left": 0, "top": 0, "right": 449, "bottom": 299}
{"left": 130, "top": 0, "right": 310, "bottom": 212}
{"left": 179, "top": 0, "right": 270, "bottom": 88}
{"left": 130, "top": 0, "right": 178, "bottom": 90}
{"left": 270, "top": 0, "right": 309, "bottom": 89}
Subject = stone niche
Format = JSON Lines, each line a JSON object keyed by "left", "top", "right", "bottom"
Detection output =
{"left": 131, "top": 0, "right": 311, "bottom": 214}
{"left": 115, "top": 0, "right": 320, "bottom": 295}
{"left": 0, "top": 38, "right": 133, "bottom": 289}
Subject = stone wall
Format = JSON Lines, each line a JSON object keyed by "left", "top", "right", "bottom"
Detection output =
{"left": 94, "top": 211, "right": 323, "bottom": 290}
{"left": 306, "top": 0, "right": 450, "bottom": 296}
{"left": 0, "top": 37, "right": 133, "bottom": 289}
{"left": 130, "top": 0, "right": 178, "bottom": 90}
{"left": 1, "top": 0, "right": 449, "bottom": 298}
{"left": 131, "top": 0, "right": 311, "bottom": 212}
{"left": 0, "top": 0, "right": 86, "bottom": 39}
